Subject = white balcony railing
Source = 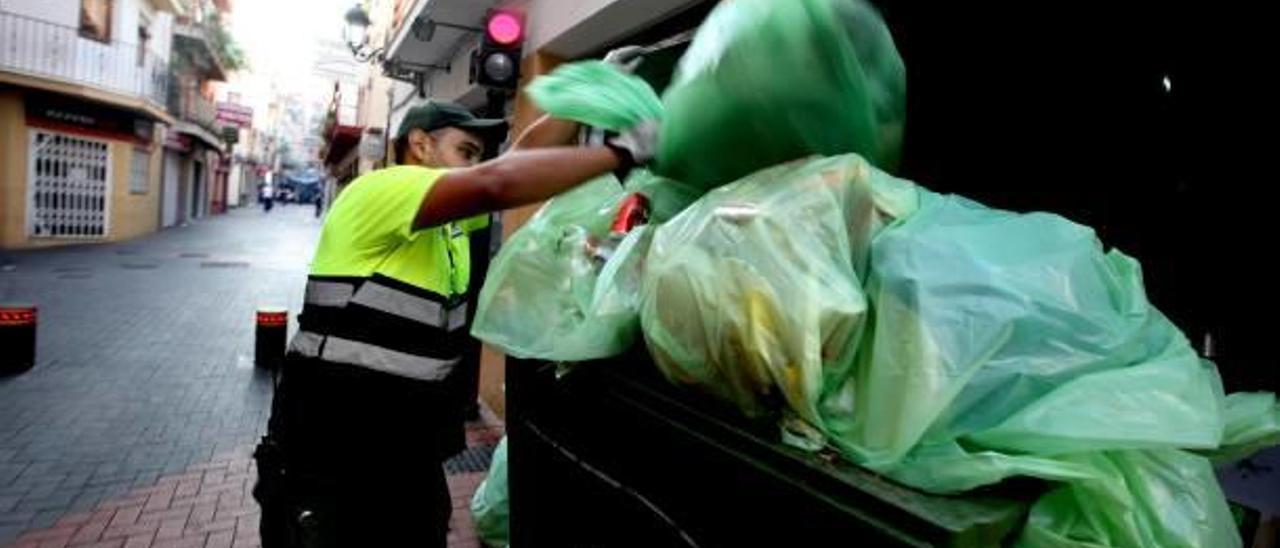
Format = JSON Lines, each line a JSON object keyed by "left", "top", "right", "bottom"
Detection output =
{"left": 167, "top": 76, "right": 220, "bottom": 133}
{"left": 0, "top": 10, "right": 169, "bottom": 108}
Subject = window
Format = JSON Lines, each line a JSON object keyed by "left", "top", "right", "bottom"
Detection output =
{"left": 80, "top": 0, "right": 114, "bottom": 42}
{"left": 28, "top": 130, "right": 110, "bottom": 239}
{"left": 130, "top": 148, "right": 150, "bottom": 194}
{"left": 137, "top": 17, "right": 151, "bottom": 67}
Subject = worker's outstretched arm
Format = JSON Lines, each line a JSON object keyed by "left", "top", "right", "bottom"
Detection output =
{"left": 413, "top": 121, "right": 657, "bottom": 230}
{"left": 510, "top": 114, "right": 579, "bottom": 150}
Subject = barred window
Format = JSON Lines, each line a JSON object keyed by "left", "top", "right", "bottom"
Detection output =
{"left": 130, "top": 148, "right": 150, "bottom": 194}
{"left": 28, "top": 130, "right": 110, "bottom": 239}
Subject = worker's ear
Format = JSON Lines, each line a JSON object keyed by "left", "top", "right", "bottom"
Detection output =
{"left": 408, "top": 128, "right": 434, "bottom": 165}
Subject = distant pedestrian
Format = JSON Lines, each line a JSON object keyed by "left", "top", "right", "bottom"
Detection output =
{"left": 314, "top": 193, "right": 323, "bottom": 218}
{"left": 261, "top": 186, "right": 274, "bottom": 213}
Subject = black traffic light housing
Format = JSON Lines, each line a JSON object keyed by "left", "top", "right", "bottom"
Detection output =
{"left": 472, "top": 10, "right": 524, "bottom": 90}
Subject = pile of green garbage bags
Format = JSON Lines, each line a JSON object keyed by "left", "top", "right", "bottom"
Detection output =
{"left": 470, "top": 0, "right": 1280, "bottom": 546}
{"left": 641, "top": 155, "right": 1280, "bottom": 547}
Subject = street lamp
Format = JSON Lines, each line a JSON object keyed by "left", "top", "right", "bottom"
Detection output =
{"left": 341, "top": 4, "right": 448, "bottom": 98}
{"left": 343, "top": 5, "right": 377, "bottom": 62}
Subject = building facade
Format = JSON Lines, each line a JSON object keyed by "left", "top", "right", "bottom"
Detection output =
{"left": 0, "top": 0, "right": 244, "bottom": 248}
{"left": 0, "top": 0, "right": 182, "bottom": 248}
{"left": 161, "top": 0, "right": 232, "bottom": 227}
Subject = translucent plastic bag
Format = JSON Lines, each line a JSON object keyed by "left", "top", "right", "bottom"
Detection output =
{"left": 525, "top": 0, "right": 906, "bottom": 192}
{"left": 471, "top": 172, "right": 683, "bottom": 361}
{"left": 523, "top": 62, "right": 701, "bottom": 223}
{"left": 657, "top": 0, "right": 906, "bottom": 188}
{"left": 836, "top": 193, "right": 1273, "bottom": 547}
{"left": 638, "top": 161, "right": 1278, "bottom": 547}
{"left": 1018, "top": 449, "right": 1238, "bottom": 548}
{"left": 1203, "top": 392, "right": 1280, "bottom": 464}
{"left": 639, "top": 155, "right": 919, "bottom": 438}
{"left": 471, "top": 176, "right": 630, "bottom": 360}
{"left": 470, "top": 437, "right": 509, "bottom": 548}
{"left": 842, "top": 194, "right": 1227, "bottom": 488}
{"left": 525, "top": 60, "right": 663, "bottom": 131}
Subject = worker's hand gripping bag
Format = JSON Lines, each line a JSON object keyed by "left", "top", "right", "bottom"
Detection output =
{"left": 638, "top": 154, "right": 920, "bottom": 443}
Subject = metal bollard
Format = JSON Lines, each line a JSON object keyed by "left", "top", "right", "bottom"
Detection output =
{"left": 0, "top": 304, "right": 37, "bottom": 375}
{"left": 255, "top": 307, "right": 288, "bottom": 369}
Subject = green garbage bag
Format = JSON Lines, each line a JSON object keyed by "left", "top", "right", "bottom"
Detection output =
{"left": 472, "top": 172, "right": 683, "bottom": 361}
{"left": 525, "top": 60, "right": 663, "bottom": 131}
{"left": 471, "top": 437, "right": 509, "bottom": 548}
{"left": 1018, "top": 449, "right": 1238, "bottom": 548}
{"left": 639, "top": 154, "right": 919, "bottom": 440}
{"left": 834, "top": 192, "right": 1277, "bottom": 547}
{"left": 657, "top": 0, "right": 906, "bottom": 187}
{"left": 1202, "top": 392, "right": 1280, "bottom": 464}
{"left": 638, "top": 158, "right": 1279, "bottom": 547}
{"left": 523, "top": 63, "right": 702, "bottom": 222}
{"left": 472, "top": 175, "right": 628, "bottom": 360}
{"left": 841, "top": 193, "right": 1228, "bottom": 489}
{"left": 525, "top": 0, "right": 906, "bottom": 192}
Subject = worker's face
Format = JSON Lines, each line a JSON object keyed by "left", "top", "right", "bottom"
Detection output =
{"left": 412, "top": 127, "right": 484, "bottom": 168}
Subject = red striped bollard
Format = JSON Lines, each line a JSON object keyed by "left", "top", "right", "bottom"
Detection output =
{"left": 1, "top": 304, "right": 37, "bottom": 375}
{"left": 255, "top": 307, "right": 288, "bottom": 369}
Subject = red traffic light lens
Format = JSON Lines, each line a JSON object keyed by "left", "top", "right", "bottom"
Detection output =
{"left": 487, "top": 12, "right": 522, "bottom": 45}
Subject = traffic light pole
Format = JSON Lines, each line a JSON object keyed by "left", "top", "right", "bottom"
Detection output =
{"left": 484, "top": 87, "right": 508, "bottom": 120}
{"left": 457, "top": 86, "right": 509, "bottom": 420}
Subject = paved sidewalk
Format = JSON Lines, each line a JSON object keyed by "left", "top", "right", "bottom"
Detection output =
{"left": 1, "top": 205, "right": 504, "bottom": 547}
{"left": 4, "top": 414, "right": 503, "bottom": 548}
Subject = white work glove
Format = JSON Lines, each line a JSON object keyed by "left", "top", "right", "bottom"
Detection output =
{"left": 606, "top": 119, "right": 660, "bottom": 166}
{"left": 603, "top": 45, "right": 646, "bottom": 73}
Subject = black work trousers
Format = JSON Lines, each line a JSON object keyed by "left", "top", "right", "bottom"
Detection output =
{"left": 254, "top": 356, "right": 455, "bottom": 548}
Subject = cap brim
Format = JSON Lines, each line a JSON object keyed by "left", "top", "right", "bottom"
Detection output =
{"left": 455, "top": 118, "right": 509, "bottom": 135}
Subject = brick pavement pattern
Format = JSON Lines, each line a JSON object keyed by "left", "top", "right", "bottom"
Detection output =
{"left": 1, "top": 206, "right": 505, "bottom": 547}
{"left": 6, "top": 419, "right": 503, "bottom": 548}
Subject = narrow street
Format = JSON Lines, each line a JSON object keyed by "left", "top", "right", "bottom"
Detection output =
{"left": 0, "top": 206, "right": 501, "bottom": 548}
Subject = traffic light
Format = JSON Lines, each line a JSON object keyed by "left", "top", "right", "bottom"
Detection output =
{"left": 473, "top": 10, "right": 524, "bottom": 89}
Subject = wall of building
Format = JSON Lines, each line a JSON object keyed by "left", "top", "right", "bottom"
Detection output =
{"left": 524, "top": 0, "right": 702, "bottom": 58}
{"left": 108, "top": 134, "right": 163, "bottom": 240}
{"left": 226, "top": 161, "right": 243, "bottom": 207}
{"left": 0, "top": 89, "right": 164, "bottom": 248}
{"left": 1, "top": 0, "right": 79, "bottom": 27}
{"left": 0, "top": 90, "right": 28, "bottom": 249}
{"left": 3, "top": 0, "right": 167, "bottom": 55}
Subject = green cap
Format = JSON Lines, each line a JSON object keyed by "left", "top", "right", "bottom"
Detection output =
{"left": 394, "top": 101, "right": 507, "bottom": 140}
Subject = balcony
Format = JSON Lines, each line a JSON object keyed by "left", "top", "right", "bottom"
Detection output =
{"left": 173, "top": 20, "right": 227, "bottom": 81}
{"left": 321, "top": 90, "right": 361, "bottom": 167}
{"left": 167, "top": 75, "right": 223, "bottom": 149}
{"left": 0, "top": 10, "right": 168, "bottom": 109}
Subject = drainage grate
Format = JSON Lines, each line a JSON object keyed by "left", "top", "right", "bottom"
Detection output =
{"left": 52, "top": 266, "right": 91, "bottom": 273}
{"left": 444, "top": 443, "right": 497, "bottom": 475}
{"left": 57, "top": 272, "right": 93, "bottom": 280}
{"left": 121, "top": 262, "right": 159, "bottom": 270}
{"left": 200, "top": 261, "right": 250, "bottom": 269}
{"left": 179, "top": 252, "right": 210, "bottom": 258}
